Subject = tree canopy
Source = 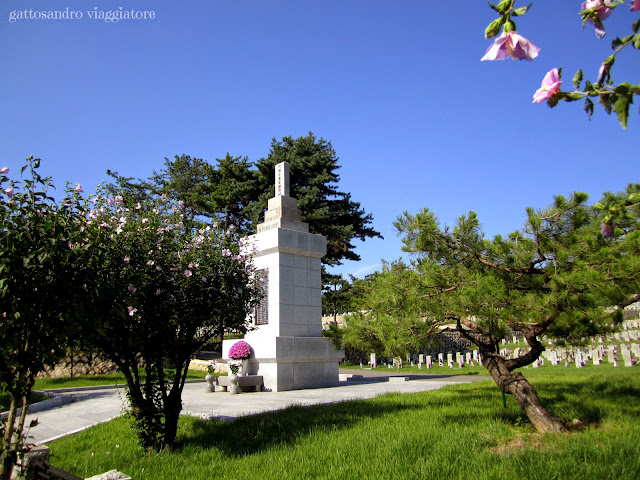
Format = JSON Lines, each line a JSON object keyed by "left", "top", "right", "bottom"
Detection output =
{"left": 106, "top": 133, "right": 382, "bottom": 272}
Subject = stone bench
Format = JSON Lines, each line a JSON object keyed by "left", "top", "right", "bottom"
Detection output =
{"left": 215, "top": 375, "right": 263, "bottom": 392}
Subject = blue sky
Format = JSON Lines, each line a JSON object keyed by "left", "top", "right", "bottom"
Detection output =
{"left": 2, "top": 1, "right": 638, "bottom": 279}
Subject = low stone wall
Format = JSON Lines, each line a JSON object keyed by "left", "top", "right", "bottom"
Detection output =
{"left": 36, "top": 352, "right": 118, "bottom": 379}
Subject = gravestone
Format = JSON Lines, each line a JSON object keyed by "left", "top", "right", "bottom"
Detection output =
{"left": 607, "top": 345, "right": 615, "bottom": 363}
{"left": 447, "top": 353, "right": 453, "bottom": 366}
{"left": 370, "top": 353, "right": 377, "bottom": 368}
{"left": 426, "top": 355, "right": 432, "bottom": 367}
{"left": 575, "top": 351, "right": 583, "bottom": 368}
{"left": 551, "top": 350, "right": 559, "bottom": 366}
{"left": 465, "top": 352, "right": 471, "bottom": 364}
{"left": 438, "top": 353, "right": 444, "bottom": 365}
{"left": 472, "top": 350, "right": 479, "bottom": 361}
{"left": 223, "top": 162, "right": 343, "bottom": 391}
{"left": 593, "top": 349, "right": 602, "bottom": 365}
{"left": 621, "top": 347, "right": 632, "bottom": 367}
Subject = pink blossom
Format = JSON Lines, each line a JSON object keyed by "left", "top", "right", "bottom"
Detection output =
{"left": 135, "top": 203, "right": 142, "bottom": 210}
{"left": 582, "top": 0, "right": 614, "bottom": 38}
{"left": 115, "top": 195, "right": 123, "bottom": 205}
{"left": 4, "top": 187, "right": 14, "bottom": 197}
{"left": 631, "top": 0, "right": 640, "bottom": 11}
{"left": 128, "top": 284, "right": 137, "bottom": 292}
{"left": 155, "top": 289, "right": 162, "bottom": 296}
{"left": 127, "top": 306, "right": 137, "bottom": 316}
{"left": 107, "top": 198, "right": 115, "bottom": 206}
{"left": 147, "top": 260, "right": 155, "bottom": 266}
{"left": 124, "top": 256, "right": 130, "bottom": 263}
{"left": 1, "top": 167, "right": 9, "bottom": 174}
{"left": 533, "top": 68, "right": 563, "bottom": 103}
{"left": 75, "top": 183, "right": 83, "bottom": 193}
{"left": 201, "top": 276, "right": 207, "bottom": 282}
{"left": 600, "top": 223, "right": 614, "bottom": 239}
{"left": 481, "top": 31, "right": 540, "bottom": 61}
{"left": 184, "top": 269, "right": 192, "bottom": 277}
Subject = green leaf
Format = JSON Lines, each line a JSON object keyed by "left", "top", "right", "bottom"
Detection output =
{"left": 512, "top": 3, "right": 533, "bottom": 16}
{"left": 633, "top": 18, "right": 640, "bottom": 34}
{"left": 584, "top": 98, "right": 594, "bottom": 119}
{"left": 593, "top": 202, "right": 606, "bottom": 210}
{"left": 572, "top": 69, "right": 583, "bottom": 89}
{"left": 613, "top": 93, "right": 631, "bottom": 129}
{"left": 634, "top": 34, "right": 640, "bottom": 50}
{"left": 599, "top": 94, "right": 613, "bottom": 115}
{"left": 547, "top": 94, "right": 560, "bottom": 108}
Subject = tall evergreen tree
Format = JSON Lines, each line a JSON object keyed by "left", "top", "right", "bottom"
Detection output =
{"left": 249, "top": 133, "right": 382, "bottom": 267}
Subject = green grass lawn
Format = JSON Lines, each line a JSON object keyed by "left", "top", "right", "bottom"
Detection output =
{"left": 32, "top": 370, "right": 206, "bottom": 391}
{"left": 47, "top": 364, "right": 640, "bottom": 480}
{"left": 0, "top": 392, "right": 50, "bottom": 412}
{"left": 2, "top": 371, "right": 207, "bottom": 411}
{"left": 340, "top": 362, "right": 487, "bottom": 375}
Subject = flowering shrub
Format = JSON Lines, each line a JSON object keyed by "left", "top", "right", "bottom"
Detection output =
{"left": 0, "top": 158, "right": 88, "bottom": 478}
{"left": 229, "top": 340, "right": 251, "bottom": 360}
{"left": 75, "top": 181, "right": 262, "bottom": 450}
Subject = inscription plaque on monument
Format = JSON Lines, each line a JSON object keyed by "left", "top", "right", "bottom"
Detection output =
{"left": 255, "top": 269, "right": 269, "bottom": 325}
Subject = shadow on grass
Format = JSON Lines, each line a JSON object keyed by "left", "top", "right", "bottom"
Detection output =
{"left": 439, "top": 373, "right": 640, "bottom": 428}
{"left": 176, "top": 399, "right": 421, "bottom": 456}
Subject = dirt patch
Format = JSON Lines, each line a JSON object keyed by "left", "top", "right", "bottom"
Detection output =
{"left": 491, "top": 433, "right": 555, "bottom": 454}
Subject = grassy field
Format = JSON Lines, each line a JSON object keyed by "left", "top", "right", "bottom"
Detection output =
{"left": 32, "top": 370, "right": 206, "bottom": 391}
{"left": 341, "top": 362, "right": 487, "bottom": 375}
{"left": 47, "top": 364, "right": 640, "bottom": 480}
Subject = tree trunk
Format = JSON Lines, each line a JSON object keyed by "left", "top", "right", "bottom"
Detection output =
{"left": 482, "top": 353, "right": 565, "bottom": 433}
{"left": 162, "top": 390, "right": 183, "bottom": 450}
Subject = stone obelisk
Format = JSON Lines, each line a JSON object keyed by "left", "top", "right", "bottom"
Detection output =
{"left": 222, "top": 162, "right": 343, "bottom": 391}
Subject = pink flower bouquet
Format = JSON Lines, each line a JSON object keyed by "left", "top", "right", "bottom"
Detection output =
{"left": 229, "top": 340, "right": 251, "bottom": 360}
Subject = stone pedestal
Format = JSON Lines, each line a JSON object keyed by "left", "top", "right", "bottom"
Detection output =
{"left": 222, "top": 162, "right": 343, "bottom": 391}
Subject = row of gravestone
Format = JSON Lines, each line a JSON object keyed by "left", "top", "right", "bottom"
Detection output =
{"left": 368, "top": 351, "right": 481, "bottom": 369}
{"left": 365, "top": 342, "right": 639, "bottom": 369}
{"left": 502, "top": 319, "right": 640, "bottom": 346}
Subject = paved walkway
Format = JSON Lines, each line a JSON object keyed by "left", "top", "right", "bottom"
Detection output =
{"left": 24, "top": 370, "right": 490, "bottom": 445}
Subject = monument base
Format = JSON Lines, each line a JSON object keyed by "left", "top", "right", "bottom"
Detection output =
{"left": 223, "top": 337, "right": 343, "bottom": 392}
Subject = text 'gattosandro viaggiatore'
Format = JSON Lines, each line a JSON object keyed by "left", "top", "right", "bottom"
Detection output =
{"left": 9, "top": 7, "right": 156, "bottom": 23}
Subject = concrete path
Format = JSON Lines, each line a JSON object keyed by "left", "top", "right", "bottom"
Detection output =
{"left": 24, "top": 371, "right": 490, "bottom": 445}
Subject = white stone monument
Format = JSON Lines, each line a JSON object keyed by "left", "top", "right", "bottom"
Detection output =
{"left": 222, "top": 162, "right": 343, "bottom": 391}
